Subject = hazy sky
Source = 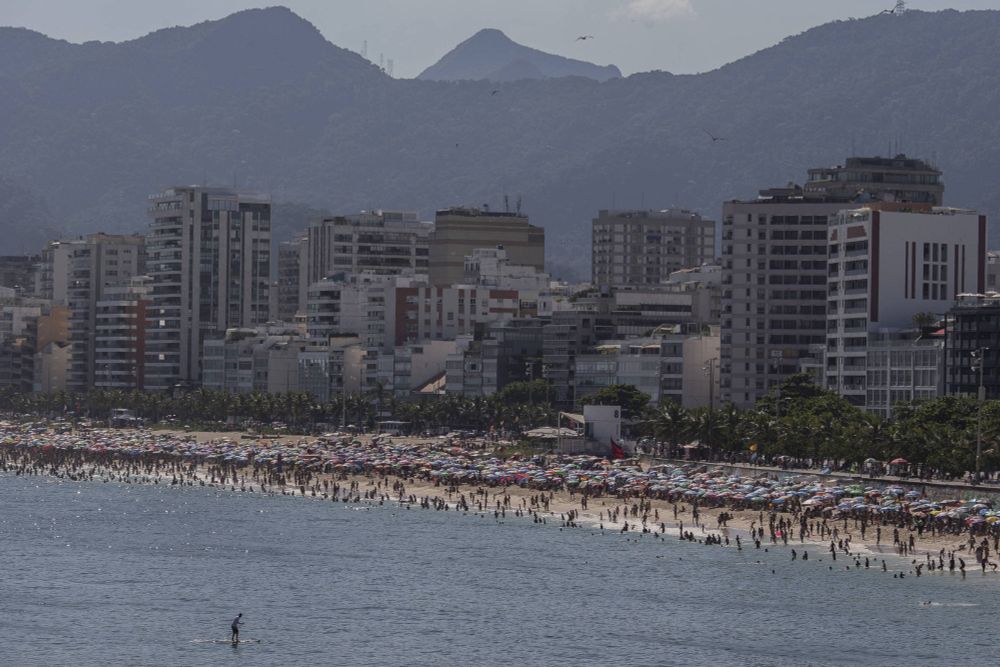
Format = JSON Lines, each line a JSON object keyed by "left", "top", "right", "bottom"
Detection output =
{"left": 3, "top": 0, "right": 999, "bottom": 77}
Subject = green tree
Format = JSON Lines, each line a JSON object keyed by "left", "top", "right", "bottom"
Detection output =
{"left": 650, "top": 400, "right": 692, "bottom": 451}
{"left": 581, "top": 384, "right": 651, "bottom": 420}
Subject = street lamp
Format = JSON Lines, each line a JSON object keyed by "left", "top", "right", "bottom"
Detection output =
{"left": 971, "top": 347, "right": 989, "bottom": 484}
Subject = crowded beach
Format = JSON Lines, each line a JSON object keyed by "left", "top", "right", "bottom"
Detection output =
{"left": 3, "top": 419, "right": 999, "bottom": 579}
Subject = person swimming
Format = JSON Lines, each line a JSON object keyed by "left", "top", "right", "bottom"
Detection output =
{"left": 231, "top": 613, "right": 244, "bottom": 642}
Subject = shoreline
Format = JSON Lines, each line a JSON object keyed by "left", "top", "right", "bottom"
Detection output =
{"left": 2, "top": 421, "right": 997, "bottom": 580}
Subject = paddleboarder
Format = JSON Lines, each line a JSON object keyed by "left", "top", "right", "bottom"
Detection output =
{"left": 231, "top": 613, "right": 244, "bottom": 643}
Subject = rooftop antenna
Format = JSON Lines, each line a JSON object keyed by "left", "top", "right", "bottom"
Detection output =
{"left": 516, "top": 195, "right": 522, "bottom": 215}
{"left": 503, "top": 194, "right": 510, "bottom": 213}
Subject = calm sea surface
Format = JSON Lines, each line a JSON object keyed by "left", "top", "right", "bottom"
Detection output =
{"left": 0, "top": 473, "right": 997, "bottom": 667}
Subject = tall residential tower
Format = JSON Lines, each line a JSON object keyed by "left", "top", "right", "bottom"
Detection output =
{"left": 720, "top": 155, "right": 944, "bottom": 408}
{"left": 145, "top": 186, "right": 271, "bottom": 390}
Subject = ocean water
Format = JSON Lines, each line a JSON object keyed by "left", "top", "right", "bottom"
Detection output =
{"left": 0, "top": 474, "right": 997, "bottom": 667}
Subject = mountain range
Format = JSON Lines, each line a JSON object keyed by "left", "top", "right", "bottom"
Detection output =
{"left": 1, "top": 7, "right": 1000, "bottom": 280}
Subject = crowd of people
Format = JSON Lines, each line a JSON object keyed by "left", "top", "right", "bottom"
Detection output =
{"left": 3, "top": 418, "right": 1000, "bottom": 579}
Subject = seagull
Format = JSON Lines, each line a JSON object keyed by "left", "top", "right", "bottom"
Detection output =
{"left": 576, "top": 35, "right": 594, "bottom": 41}
{"left": 703, "top": 129, "right": 726, "bottom": 143}
{"left": 491, "top": 89, "right": 499, "bottom": 96}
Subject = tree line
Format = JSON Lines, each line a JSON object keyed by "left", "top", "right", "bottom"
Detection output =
{"left": 1, "top": 374, "right": 997, "bottom": 478}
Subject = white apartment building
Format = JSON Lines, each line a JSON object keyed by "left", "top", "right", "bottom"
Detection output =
{"left": 307, "top": 210, "right": 431, "bottom": 284}
{"left": 306, "top": 272, "right": 414, "bottom": 349}
{"left": 146, "top": 186, "right": 271, "bottom": 390}
{"left": 825, "top": 205, "right": 985, "bottom": 406}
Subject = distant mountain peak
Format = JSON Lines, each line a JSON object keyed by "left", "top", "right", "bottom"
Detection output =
{"left": 470, "top": 28, "right": 511, "bottom": 40}
{"left": 417, "top": 28, "right": 621, "bottom": 82}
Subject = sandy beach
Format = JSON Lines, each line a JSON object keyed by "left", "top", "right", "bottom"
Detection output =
{"left": 3, "top": 422, "right": 997, "bottom": 579}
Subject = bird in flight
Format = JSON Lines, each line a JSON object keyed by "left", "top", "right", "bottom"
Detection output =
{"left": 576, "top": 35, "right": 594, "bottom": 41}
{"left": 703, "top": 129, "right": 726, "bottom": 143}
{"left": 491, "top": 90, "right": 499, "bottom": 96}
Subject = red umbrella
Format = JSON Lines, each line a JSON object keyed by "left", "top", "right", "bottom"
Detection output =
{"left": 890, "top": 457, "right": 909, "bottom": 465}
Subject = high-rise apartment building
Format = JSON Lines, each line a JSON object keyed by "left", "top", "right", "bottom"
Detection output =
{"left": 824, "top": 205, "right": 984, "bottom": 406}
{"left": 591, "top": 209, "right": 715, "bottom": 288}
{"left": 94, "top": 276, "right": 152, "bottom": 390}
{"left": 145, "top": 186, "right": 271, "bottom": 390}
{"left": 276, "top": 233, "right": 308, "bottom": 322}
{"left": 306, "top": 211, "right": 432, "bottom": 284}
{"left": 63, "top": 233, "right": 145, "bottom": 391}
{"left": 720, "top": 155, "right": 945, "bottom": 408}
{"left": 35, "top": 239, "right": 78, "bottom": 303}
{"left": 429, "top": 207, "right": 544, "bottom": 286}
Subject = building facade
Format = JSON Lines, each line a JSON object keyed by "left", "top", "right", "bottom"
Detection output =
{"left": 429, "top": 207, "right": 544, "bottom": 286}
{"left": 591, "top": 209, "right": 715, "bottom": 289}
{"left": 946, "top": 295, "right": 1000, "bottom": 400}
{"left": 276, "top": 233, "right": 309, "bottom": 322}
{"left": 145, "top": 186, "right": 271, "bottom": 390}
{"left": 0, "top": 255, "right": 39, "bottom": 294}
{"left": 804, "top": 155, "right": 943, "bottom": 205}
{"left": 445, "top": 319, "right": 544, "bottom": 397}
{"left": 93, "top": 276, "right": 151, "bottom": 390}
{"left": 864, "top": 329, "right": 945, "bottom": 418}
{"left": 825, "top": 206, "right": 984, "bottom": 406}
{"left": 721, "top": 155, "right": 947, "bottom": 408}
{"left": 306, "top": 211, "right": 431, "bottom": 284}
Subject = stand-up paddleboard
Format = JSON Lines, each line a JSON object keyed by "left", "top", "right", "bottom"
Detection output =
{"left": 191, "top": 638, "right": 262, "bottom": 645}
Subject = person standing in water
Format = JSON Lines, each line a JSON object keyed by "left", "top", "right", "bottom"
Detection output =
{"left": 231, "top": 613, "right": 244, "bottom": 642}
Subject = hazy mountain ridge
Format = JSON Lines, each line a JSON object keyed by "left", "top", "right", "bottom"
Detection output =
{"left": 1, "top": 7, "right": 1000, "bottom": 279}
{"left": 418, "top": 28, "right": 621, "bottom": 82}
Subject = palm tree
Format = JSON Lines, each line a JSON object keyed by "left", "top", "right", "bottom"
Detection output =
{"left": 687, "top": 406, "right": 720, "bottom": 458}
{"left": 650, "top": 400, "right": 691, "bottom": 456}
